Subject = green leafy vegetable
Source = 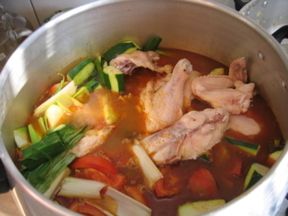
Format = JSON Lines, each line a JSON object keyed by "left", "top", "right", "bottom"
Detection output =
{"left": 21, "top": 125, "right": 85, "bottom": 170}
{"left": 142, "top": 36, "right": 162, "bottom": 51}
{"left": 24, "top": 152, "right": 75, "bottom": 193}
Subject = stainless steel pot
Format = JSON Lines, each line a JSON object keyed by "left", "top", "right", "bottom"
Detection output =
{"left": 1, "top": 0, "right": 288, "bottom": 215}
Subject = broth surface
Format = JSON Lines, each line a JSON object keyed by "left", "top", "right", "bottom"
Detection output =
{"left": 24, "top": 48, "right": 283, "bottom": 216}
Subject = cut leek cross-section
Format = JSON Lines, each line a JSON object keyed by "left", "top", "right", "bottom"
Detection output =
{"left": 178, "top": 199, "right": 226, "bottom": 216}
{"left": 14, "top": 127, "right": 31, "bottom": 149}
{"left": 67, "top": 59, "right": 95, "bottom": 86}
{"left": 34, "top": 81, "right": 77, "bottom": 117}
{"left": 102, "top": 41, "right": 139, "bottom": 62}
{"left": 103, "top": 65, "right": 125, "bottom": 92}
{"left": 244, "top": 163, "right": 269, "bottom": 190}
{"left": 142, "top": 36, "right": 162, "bottom": 51}
{"left": 58, "top": 177, "right": 151, "bottom": 216}
{"left": 225, "top": 136, "right": 260, "bottom": 156}
{"left": 28, "top": 124, "right": 42, "bottom": 144}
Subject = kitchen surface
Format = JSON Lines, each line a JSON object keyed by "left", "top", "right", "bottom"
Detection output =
{"left": 0, "top": 0, "right": 288, "bottom": 215}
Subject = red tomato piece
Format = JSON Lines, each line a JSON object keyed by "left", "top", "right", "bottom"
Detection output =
{"left": 71, "top": 155, "right": 117, "bottom": 177}
{"left": 154, "top": 177, "right": 181, "bottom": 198}
{"left": 70, "top": 202, "right": 105, "bottom": 216}
{"left": 188, "top": 168, "right": 218, "bottom": 199}
{"left": 74, "top": 168, "right": 125, "bottom": 190}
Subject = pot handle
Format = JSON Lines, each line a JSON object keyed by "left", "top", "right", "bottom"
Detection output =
{"left": 0, "top": 159, "right": 10, "bottom": 193}
{"left": 240, "top": 0, "right": 288, "bottom": 56}
{"left": 234, "top": 0, "right": 252, "bottom": 10}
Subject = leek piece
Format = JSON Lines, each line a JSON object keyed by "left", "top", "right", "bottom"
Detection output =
{"left": 244, "top": 163, "right": 269, "bottom": 190}
{"left": 21, "top": 125, "right": 85, "bottom": 170}
{"left": 73, "top": 79, "right": 101, "bottom": 102}
{"left": 95, "top": 56, "right": 107, "bottom": 87}
{"left": 142, "top": 36, "right": 162, "bottom": 51}
{"left": 58, "top": 177, "right": 151, "bottom": 216}
{"left": 14, "top": 126, "right": 31, "bottom": 149}
{"left": 103, "top": 65, "right": 125, "bottom": 92}
{"left": 44, "top": 168, "right": 70, "bottom": 198}
{"left": 209, "top": 67, "right": 225, "bottom": 75}
{"left": 85, "top": 79, "right": 101, "bottom": 92}
{"left": 102, "top": 41, "right": 139, "bottom": 62}
{"left": 24, "top": 153, "right": 75, "bottom": 193}
{"left": 38, "top": 117, "right": 48, "bottom": 134}
{"left": 178, "top": 199, "right": 225, "bottom": 216}
{"left": 34, "top": 81, "right": 77, "bottom": 117}
{"left": 269, "top": 150, "right": 282, "bottom": 162}
{"left": 45, "top": 104, "right": 66, "bottom": 129}
{"left": 58, "top": 177, "right": 104, "bottom": 198}
{"left": 225, "top": 136, "right": 260, "bottom": 156}
{"left": 28, "top": 124, "right": 42, "bottom": 144}
{"left": 132, "top": 143, "right": 163, "bottom": 188}
{"left": 67, "top": 59, "right": 95, "bottom": 86}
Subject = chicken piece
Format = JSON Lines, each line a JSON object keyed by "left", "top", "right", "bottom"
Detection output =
{"left": 141, "top": 108, "right": 230, "bottom": 165}
{"left": 229, "top": 57, "right": 248, "bottom": 82}
{"left": 110, "top": 50, "right": 172, "bottom": 74}
{"left": 71, "top": 126, "right": 114, "bottom": 157}
{"left": 192, "top": 76, "right": 255, "bottom": 114}
{"left": 229, "top": 115, "right": 260, "bottom": 136}
{"left": 140, "top": 59, "right": 193, "bottom": 132}
{"left": 183, "top": 71, "right": 201, "bottom": 110}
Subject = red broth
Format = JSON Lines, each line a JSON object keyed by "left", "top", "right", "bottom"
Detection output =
{"left": 29, "top": 48, "right": 282, "bottom": 215}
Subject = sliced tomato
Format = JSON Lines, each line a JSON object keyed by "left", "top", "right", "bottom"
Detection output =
{"left": 70, "top": 202, "right": 105, "bottom": 216}
{"left": 71, "top": 155, "right": 117, "bottom": 177}
{"left": 188, "top": 168, "right": 218, "bottom": 199}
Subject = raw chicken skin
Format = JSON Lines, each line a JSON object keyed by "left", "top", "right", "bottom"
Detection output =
{"left": 110, "top": 50, "right": 172, "bottom": 74}
{"left": 71, "top": 126, "right": 114, "bottom": 157}
{"left": 191, "top": 58, "right": 254, "bottom": 114}
{"left": 141, "top": 108, "right": 230, "bottom": 165}
{"left": 140, "top": 58, "right": 193, "bottom": 132}
{"left": 229, "top": 115, "right": 260, "bottom": 136}
{"left": 228, "top": 57, "right": 247, "bottom": 82}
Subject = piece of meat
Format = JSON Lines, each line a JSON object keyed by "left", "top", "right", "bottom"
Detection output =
{"left": 141, "top": 108, "right": 230, "bottom": 164}
{"left": 110, "top": 50, "right": 172, "bottom": 74}
{"left": 71, "top": 126, "right": 114, "bottom": 157}
{"left": 228, "top": 115, "right": 261, "bottom": 136}
{"left": 191, "top": 75, "right": 255, "bottom": 115}
{"left": 183, "top": 71, "right": 201, "bottom": 110}
{"left": 229, "top": 57, "right": 248, "bottom": 82}
{"left": 140, "top": 58, "right": 193, "bottom": 132}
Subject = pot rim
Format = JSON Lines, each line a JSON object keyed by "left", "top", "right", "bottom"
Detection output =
{"left": 1, "top": 0, "right": 288, "bottom": 215}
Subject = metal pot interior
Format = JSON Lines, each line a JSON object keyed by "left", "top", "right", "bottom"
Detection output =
{"left": 1, "top": 0, "right": 288, "bottom": 215}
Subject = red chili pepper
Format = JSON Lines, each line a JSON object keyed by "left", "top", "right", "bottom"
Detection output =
{"left": 71, "top": 155, "right": 117, "bottom": 177}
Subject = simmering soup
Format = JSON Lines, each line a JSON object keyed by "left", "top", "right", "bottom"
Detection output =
{"left": 14, "top": 37, "right": 284, "bottom": 216}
